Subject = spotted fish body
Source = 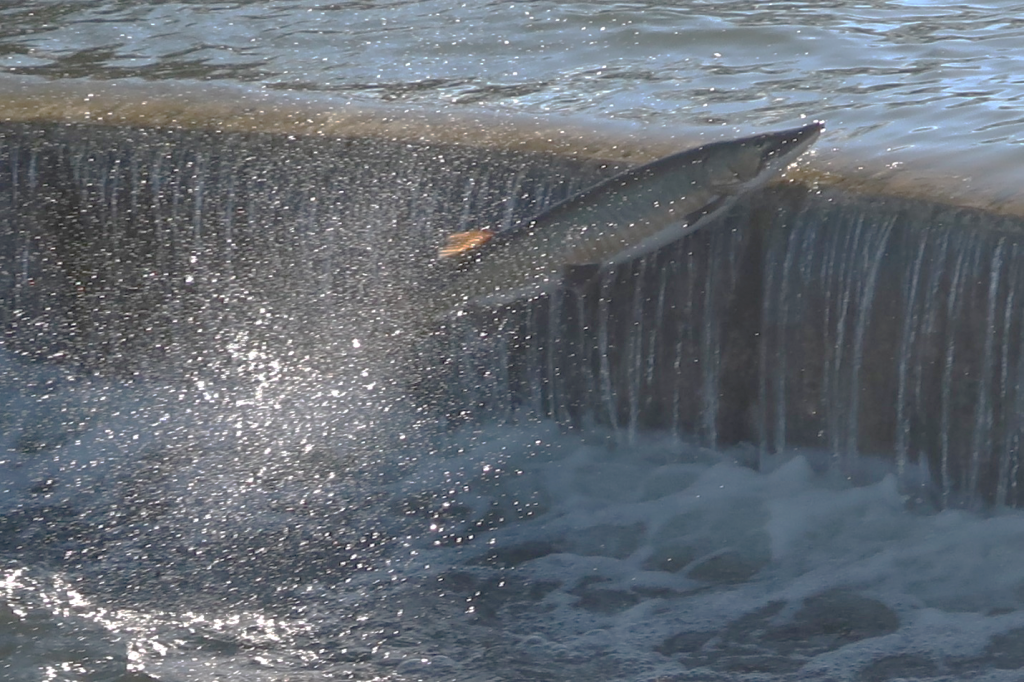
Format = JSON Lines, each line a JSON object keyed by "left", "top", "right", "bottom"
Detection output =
{"left": 441, "top": 121, "right": 822, "bottom": 310}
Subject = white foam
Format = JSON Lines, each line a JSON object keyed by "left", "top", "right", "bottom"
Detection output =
{"left": 385, "top": 420, "right": 1024, "bottom": 679}
{"left": 5, "top": 356, "right": 1024, "bottom": 680}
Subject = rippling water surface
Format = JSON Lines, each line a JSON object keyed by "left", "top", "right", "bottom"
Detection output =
{"left": 3, "top": 0, "right": 1024, "bottom": 154}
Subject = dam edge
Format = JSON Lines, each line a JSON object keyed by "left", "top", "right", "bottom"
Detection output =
{"left": 2, "top": 80, "right": 1023, "bottom": 506}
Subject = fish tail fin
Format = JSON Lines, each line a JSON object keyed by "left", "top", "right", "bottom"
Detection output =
{"left": 438, "top": 229, "right": 494, "bottom": 259}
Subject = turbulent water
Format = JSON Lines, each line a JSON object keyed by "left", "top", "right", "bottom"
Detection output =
{"left": 4, "top": 0, "right": 1024, "bottom": 681}
{"left": 7, "top": 348, "right": 1024, "bottom": 682}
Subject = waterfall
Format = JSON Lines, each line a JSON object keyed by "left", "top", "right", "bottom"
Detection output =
{"left": 4, "top": 120, "right": 1024, "bottom": 506}
{"left": 468, "top": 186, "right": 1024, "bottom": 507}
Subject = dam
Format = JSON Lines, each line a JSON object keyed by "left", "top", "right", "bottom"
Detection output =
{"left": 5, "top": 78, "right": 1024, "bottom": 681}
{"left": 2, "top": 81, "right": 1023, "bottom": 508}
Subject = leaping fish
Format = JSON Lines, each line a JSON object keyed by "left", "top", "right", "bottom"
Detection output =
{"left": 439, "top": 121, "right": 822, "bottom": 310}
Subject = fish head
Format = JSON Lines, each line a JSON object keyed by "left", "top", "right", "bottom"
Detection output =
{"left": 706, "top": 120, "right": 823, "bottom": 193}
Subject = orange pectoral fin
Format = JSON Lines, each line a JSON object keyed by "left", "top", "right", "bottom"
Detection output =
{"left": 438, "top": 229, "right": 494, "bottom": 259}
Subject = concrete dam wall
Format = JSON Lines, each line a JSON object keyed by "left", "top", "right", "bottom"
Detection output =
{"left": 2, "top": 99, "right": 1023, "bottom": 507}
{"left": 456, "top": 187, "right": 1024, "bottom": 509}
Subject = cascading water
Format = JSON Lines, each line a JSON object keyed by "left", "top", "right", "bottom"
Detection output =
{"left": 8, "top": 116, "right": 1024, "bottom": 681}
{"left": 753, "top": 193, "right": 1024, "bottom": 506}
{"left": 0, "top": 120, "right": 622, "bottom": 595}
{"left": 449, "top": 184, "right": 1024, "bottom": 507}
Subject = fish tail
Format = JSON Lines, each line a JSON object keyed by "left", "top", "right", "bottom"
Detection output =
{"left": 438, "top": 229, "right": 494, "bottom": 259}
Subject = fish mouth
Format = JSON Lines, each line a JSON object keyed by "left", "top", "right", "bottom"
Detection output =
{"left": 761, "top": 120, "right": 824, "bottom": 171}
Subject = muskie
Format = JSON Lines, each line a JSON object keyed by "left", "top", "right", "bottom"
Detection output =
{"left": 439, "top": 121, "right": 821, "bottom": 310}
